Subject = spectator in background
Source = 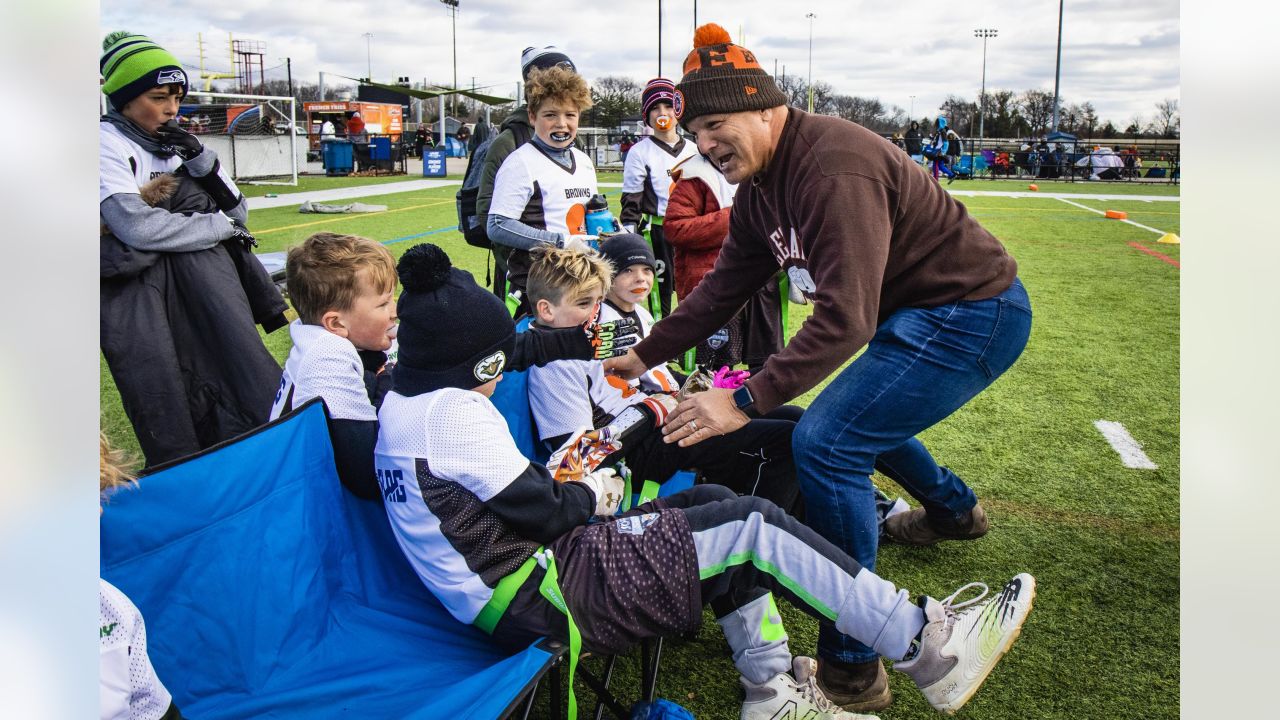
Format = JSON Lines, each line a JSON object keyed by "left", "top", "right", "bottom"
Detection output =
{"left": 467, "top": 121, "right": 490, "bottom": 158}
{"left": 904, "top": 120, "right": 923, "bottom": 162}
{"left": 413, "top": 124, "right": 429, "bottom": 157}
{"left": 347, "top": 112, "right": 367, "bottom": 141}
{"left": 927, "top": 118, "right": 957, "bottom": 183}
{"left": 944, "top": 124, "right": 963, "bottom": 185}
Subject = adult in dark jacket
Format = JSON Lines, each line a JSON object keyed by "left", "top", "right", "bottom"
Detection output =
{"left": 606, "top": 24, "right": 1033, "bottom": 713}
{"left": 475, "top": 45, "right": 576, "bottom": 299}
{"left": 904, "top": 120, "right": 923, "bottom": 157}
{"left": 100, "top": 31, "right": 285, "bottom": 466}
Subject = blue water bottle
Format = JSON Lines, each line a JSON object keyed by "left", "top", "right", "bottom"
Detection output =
{"left": 584, "top": 194, "right": 619, "bottom": 236}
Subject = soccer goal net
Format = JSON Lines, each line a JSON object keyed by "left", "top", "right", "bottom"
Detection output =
{"left": 184, "top": 91, "right": 299, "bottom": 185}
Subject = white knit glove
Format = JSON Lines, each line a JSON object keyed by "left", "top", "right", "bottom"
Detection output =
{"left": 573, "top": 467, "right": 625, "bottom": 517}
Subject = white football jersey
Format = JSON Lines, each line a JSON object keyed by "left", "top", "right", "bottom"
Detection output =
{"left": 489, "top": 142, "right": 599, "bottom": 236}
{"left": 270, "top": 321, "right": 377, "bottom": 422}
{"left": 598, "top": 302, "right": 679, "bottom": 394}
{"left": 374, "top": 389, "right": 533, "bottom": 625}
{"left": 100, "top": 579, "right": 174, "bottom": 720}
{"left": 621, "top": 136, "right": 697, "bottom": 217}
{"left": 99, "top": 122, "right": 181, "bottom": 203}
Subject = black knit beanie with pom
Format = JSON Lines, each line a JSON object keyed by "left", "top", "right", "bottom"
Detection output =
{"left": 392, "top": 243, "right": 516, "bottom": 396}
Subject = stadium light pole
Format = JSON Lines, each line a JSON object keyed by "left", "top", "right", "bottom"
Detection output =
{"left": 440, "top": 0, "right": 459, "bottom": 114}
{"left": 362, "top": 33, "right": 372, "bottom": 80}
{"left": 440, "top": 0, "right": 459, "bottom": 90}
{"left": 806, "top": 13, "right": 816, "bottom": 113}
{"left": 1052, "top": 0, "right": 1064, "bottom": 132}
{"left": 974, "top": 28, "right": 997, "bottom": 146}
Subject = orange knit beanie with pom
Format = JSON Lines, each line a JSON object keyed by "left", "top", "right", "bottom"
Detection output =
{"left": 673, "top": 23, "right": 788, "bottom": 128}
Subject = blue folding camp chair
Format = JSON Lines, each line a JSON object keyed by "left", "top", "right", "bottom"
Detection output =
{"left": 100, "top": 399, "right": 566, "bottom": 719}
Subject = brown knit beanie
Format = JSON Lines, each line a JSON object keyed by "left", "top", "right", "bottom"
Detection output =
{"left": 674, "top": 23, "right": 788, "bottom": 129}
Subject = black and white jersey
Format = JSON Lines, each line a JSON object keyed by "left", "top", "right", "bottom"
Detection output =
{"left": 598, "top": 302, "right": 678, "bottom": 394}
{"left": 620, "top": 136, "right": 697, "bottom": 224}
{"left": 489, "top": 142, "right": 598, "bottom": 236}
{"left": 100, "top": 579, "right": 174, "bottom": 720}
{"left": 527, "top": 347, "right": 651, "bottom": 442}
{"left": 270, "top": 321, "right": 377, "bottom": 422}
{"left": 100, "top": 123, "right": 182, "bottom": 203}
{"left": 374, "top": 388, "right": 596, "bottom": 625}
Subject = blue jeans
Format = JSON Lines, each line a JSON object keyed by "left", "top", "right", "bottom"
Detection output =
{"left": 793, "top": 277, "right": 1032, "bottom": 664}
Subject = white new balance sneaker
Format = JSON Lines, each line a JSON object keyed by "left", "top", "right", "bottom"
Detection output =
{"left": 895, "top": 573, "right": 1036, "bottom": 714}
{"left": 741, "top": 656, "right": 881, "bottom": 720}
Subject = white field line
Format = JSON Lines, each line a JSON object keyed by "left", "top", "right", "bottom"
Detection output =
{"left": 1056, "top": 196, "right": 1167, "bottom": 236}
{"left": 1093, "top": 420, "right": 1159, "bottom": 469}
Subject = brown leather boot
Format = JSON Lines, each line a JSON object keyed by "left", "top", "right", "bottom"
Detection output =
{"left": 882, "top": 503, "right": 989, "bottom": 546}
{"left": 815, "top": 658, "right": 893, "bottom": 713}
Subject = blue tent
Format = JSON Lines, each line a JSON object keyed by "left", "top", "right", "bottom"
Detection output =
{"left": 100, "top": 400, "right": 563, "bottom": 719}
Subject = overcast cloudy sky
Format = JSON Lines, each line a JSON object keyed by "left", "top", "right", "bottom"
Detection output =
{"left": 100, "top": 0, "right": 1178, "bottom": 127}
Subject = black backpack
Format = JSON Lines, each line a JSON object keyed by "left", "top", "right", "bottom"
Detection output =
{"left": 456, "top": 123, "right": 533, "bottom": 249}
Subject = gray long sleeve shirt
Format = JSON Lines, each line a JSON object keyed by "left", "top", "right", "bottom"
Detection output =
{"left": 100, "top": 122, "right": 246, "bottom": 253}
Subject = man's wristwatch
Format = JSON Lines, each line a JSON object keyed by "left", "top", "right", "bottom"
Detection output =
{"left": 732, "top": 385, "right": 761, "bottom": 419}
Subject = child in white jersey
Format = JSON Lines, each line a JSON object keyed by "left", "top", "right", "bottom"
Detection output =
{"left": 596, "top": 233, "right": 681, "bottom": 395}
{"left": 620, "top": 78, "right": 698, "bottom": 318}
{"left": 99, "top": 435, "right": 184, "bottom": 720}
{"left": 270, "top": 233, "right": 641, "bottom": 500}
{"left": 487, "top": 65, "right": 601, "bottom": 316}
{"left": 374, "top": 242, "right": 1037, "bottom": 720}
{"left": 526, "top": 246, "right": 803, "bottom": 512}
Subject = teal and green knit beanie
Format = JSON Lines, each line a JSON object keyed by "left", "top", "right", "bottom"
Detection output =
{"left": 100, "top": 31, "right": 188, "bottom": 110}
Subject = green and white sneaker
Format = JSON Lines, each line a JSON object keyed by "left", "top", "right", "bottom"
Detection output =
{"left": 741, "top": 657, "right": 882, "bottom": 720}
{"left": 895, "top": 574, "right": 1036, "bottom": 714}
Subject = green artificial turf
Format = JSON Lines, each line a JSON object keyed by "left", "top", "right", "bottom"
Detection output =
{"left": 100, "top": 178, "right": 1179, "bottom": 719}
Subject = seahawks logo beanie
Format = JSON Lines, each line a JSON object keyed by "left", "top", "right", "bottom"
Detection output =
{"left": 101, "top": 31, "right": 188, "bottom": 110}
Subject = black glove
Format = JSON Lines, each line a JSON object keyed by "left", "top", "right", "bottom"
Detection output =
{"left": 584, "top": 317, "right": 639, "bottom": 360}
{"left": 155, "top": 119, "right": 204, "bottom": 161}
{"left": 229, "top": 223, "right": 258, "bottom": 250}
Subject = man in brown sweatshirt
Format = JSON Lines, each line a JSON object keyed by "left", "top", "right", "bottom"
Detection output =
{"left": 605, "top": 23, "right": 1033, "bottom": 713}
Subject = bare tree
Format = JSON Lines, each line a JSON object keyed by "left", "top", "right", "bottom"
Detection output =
{"left": 588, "top": 76, "right": 641, "bottom": 129}
{"left": 776, "top": 73, "right": 807, "bottom": 109}
{"left": 1150, "top": 98, "right": 1180, "bottom": 138}
{"left": 939, "top": 95, "right": 978, "bottom": 136}
{"left": 1018, "top": 90, "right": 1055, "bottom": 135}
